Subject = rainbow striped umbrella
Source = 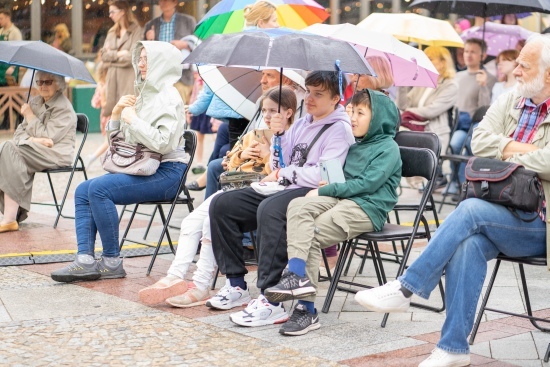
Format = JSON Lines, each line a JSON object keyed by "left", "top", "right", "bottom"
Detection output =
{"left": 195, "top": 0, "right": 329, "bottom": 39}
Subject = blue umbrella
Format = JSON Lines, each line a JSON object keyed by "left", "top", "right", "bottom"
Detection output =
{"left": 0, "top": 41, "right": 95, "bottom": 84}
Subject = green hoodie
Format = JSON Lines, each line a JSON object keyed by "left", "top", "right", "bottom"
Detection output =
{"left": 318, "top": 89, "right": 402, "bottom": 231}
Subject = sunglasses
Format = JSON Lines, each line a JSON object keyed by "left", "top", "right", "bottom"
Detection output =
{"left": 35, "top": 80, "right": 54, "bottom": 86}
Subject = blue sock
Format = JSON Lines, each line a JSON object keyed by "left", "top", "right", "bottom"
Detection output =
{"left": 229, "top": 276, "right": 246, "bottom": 290}
{"left": 298, "top": 300, "right": 316, "bottom": 314}
{"left": 288, "top": 258, "right": 306, "bottom": 277}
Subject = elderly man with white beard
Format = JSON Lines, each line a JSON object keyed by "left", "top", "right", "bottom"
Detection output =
{"left": 353, "top": 33, "right": 550, "bottom": 367}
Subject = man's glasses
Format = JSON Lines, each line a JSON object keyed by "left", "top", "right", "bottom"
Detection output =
{"left": 35, "top": 80, "right": 54, "bottom": 86}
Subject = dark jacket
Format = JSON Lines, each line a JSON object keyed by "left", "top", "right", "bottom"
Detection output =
{"left": 144, "top": 13, "right": 196, "bottom": 86}
{"left": 319, "top": 89, "right": 402, "bottom": 231}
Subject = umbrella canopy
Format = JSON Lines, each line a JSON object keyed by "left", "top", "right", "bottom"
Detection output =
{"left": 184, "top": 28, "right": 374, "bottom": 75}
{"left": 460, "top": 22, "right": 535, "bottom": 56}
{"left": 304, "top": 23, "right": 439, "bottom": 88}
{"left": 0, "top": 41, "right": 95, "bottom": 83}
{"left": 357, "top": 13, "right": 464, "bottom": 48}
{"left": 197, "top": 65, "right": 306, "bottom": 120}
{"left": 409, "top": 0, "right": 550, "bottom": 17}
{"left": 195, "top": 0, "right": 329, "bottom": 39}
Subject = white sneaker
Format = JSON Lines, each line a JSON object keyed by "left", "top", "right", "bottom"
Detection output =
{"left": 205, "top": 280, "right": 251, "bottom": 310}
{"left": 418, "top": 348, "right": 470, "bottom": 367}
{"left": 230, "top": 295, "right": 289, "bottom": 327}
{"left": 354, "top": 280, "right": 411, "bottom": 313}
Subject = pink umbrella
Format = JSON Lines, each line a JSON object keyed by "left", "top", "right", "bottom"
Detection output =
{"left": 460, "top": 22, "right": 534, "bottom": 57}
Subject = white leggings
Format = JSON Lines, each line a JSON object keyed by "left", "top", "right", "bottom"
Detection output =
{"left": 167, "top": 190, "right": 222, "bottom": 290}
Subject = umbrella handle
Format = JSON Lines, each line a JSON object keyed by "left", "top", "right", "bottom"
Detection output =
{"left": 26, "top": 69, "right": 35, "bottom": 103}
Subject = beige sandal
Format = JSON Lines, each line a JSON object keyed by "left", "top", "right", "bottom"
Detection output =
{"left": 165, "top": 286, "right": 210, "bottom": 308}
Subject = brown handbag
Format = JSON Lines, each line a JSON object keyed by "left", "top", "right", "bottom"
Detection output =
{"left": 102, "top": 130, "right": 162, "bottom": 176}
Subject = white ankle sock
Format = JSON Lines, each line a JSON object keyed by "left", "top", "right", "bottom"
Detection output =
{"left": 77, "top": 254, "right": 95, "bottom": 264}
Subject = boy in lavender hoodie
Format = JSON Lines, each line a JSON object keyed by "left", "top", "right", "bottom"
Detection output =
{"left": 208, "top": 71, "right": 355, "bottom": 326}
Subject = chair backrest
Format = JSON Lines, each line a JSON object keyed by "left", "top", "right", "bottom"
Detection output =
{"left": 472, "top": 106, "right": 490, "bottom": 124}
{"left": 183, "top": 129, "right": 197, "bottom": 168}
{"left": 448, "top": 106, "right": 459, "bottom": 131}
{"left": 400, "top": 146, "right": 437, "bottom": 183}
{"left": 73, "top": 113, "right": 89, "bottom": 168}
{"left": 394, "top": 131, "right": 441, "bottom": 158}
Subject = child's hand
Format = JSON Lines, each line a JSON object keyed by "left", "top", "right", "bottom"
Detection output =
{"left": 270, "top": 113, "right": 286, "bottom": 134}
{"left": 240, "top": 141, "right": 260, "bottom": 160}
{"left": 319, "top": 181, "right": 328, "bottom": 187}
{"left": 261, "top": 169, "right": 278, "bottom": 182}
{"left": 345, "top": 104, "right": 353, "bottom": 118}
{"left": 306, "top": 189, "right": 319, "bottom": 197}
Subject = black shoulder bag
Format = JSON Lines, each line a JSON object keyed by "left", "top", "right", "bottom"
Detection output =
{"left": 459, "top": 157, "right": 544, "bottom": 222}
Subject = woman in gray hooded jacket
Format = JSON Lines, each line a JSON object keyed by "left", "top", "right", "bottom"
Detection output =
{"left": 51, "top": 41, "right": 189, "bottom": 283}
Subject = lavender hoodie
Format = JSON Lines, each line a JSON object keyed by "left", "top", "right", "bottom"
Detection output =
{"left": 270, "top": 104, "right": 355, "bottom": 189}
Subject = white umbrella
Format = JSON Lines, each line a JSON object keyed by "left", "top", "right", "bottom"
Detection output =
{"left": 304, "top": 23, "right": 439, "bottom": 88}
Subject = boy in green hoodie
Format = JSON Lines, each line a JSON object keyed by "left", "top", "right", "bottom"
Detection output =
{"left": 265, "top": 89, "right": 402, "bottom": 336}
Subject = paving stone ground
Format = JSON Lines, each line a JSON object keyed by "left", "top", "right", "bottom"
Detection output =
{"left": 1, "top": 132, "right": 549, "bottom": 366}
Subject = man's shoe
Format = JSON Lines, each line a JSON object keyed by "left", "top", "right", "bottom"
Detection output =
{"left": 0, "top": 221, "right": 18, "bottom": 233}
{"left": 418, "top": 348, "right": 470, "bottom": 367}
{"left": 230, "top": 295, "right": 289, "bottom": 327}
{"left": 51, "top": 258, "right": 101, "bottom": 283}
{"left": 165, "top": 285, "right": 210, "bottom": 308}
{"left": 279, "top": 303, "right": 320, "bottom": 336}
{"left": 206, "top": 280, "right": 251, "bottom": 310}
{"left": 138, "top": 275, "right": 187, "bottom": 305}
{"left": 354, "top": 280, "right": 411, "bottom": 313}
{"left": 96, "top": 258, "right": 127, "bottom": 279}
{"left": 186, "top": 181, "right": 205, "bottom": 191}
{"left": 264, "top": 269, "right": 316, "bottom": 302}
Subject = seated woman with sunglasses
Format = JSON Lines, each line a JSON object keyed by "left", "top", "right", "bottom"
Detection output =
{"left": 0, "top": 71, "right": 76, "bottom": 233}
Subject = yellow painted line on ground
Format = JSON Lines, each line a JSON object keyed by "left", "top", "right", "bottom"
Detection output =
{"left": 0, "top": 242, "right": 177, "bottom": 259}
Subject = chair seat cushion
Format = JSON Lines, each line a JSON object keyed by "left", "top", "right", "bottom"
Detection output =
{"left": 355, "top": 223, "right": 427, "bottom": 241}
{"left": 440, "top": 154, "right": 470, "bottom": 163}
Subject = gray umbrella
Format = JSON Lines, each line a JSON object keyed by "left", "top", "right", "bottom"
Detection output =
{"left": 409, "top": 0, "right": 550, "bottom": 17}
{"left": 0, "top": 41, "right": 95, "bottom": 84}
{"left": 183, "top": 28, "right": 375, "bottom": 75}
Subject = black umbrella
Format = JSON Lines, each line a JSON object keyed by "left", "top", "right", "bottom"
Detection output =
{"left": 409, "top": 0, "right": 550, "bottom": 17}
{"left": 183, "top": 28, "right": 375, "bottom": 76}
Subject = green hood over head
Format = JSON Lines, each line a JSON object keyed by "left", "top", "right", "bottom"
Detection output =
{"left": 359, "top": 89, "right": 399, "bottom": 143}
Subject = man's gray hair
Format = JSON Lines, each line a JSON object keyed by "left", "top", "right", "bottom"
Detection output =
{"left": 35, "top": 71, "right": 67, "bottom": 92}
{"left": 526, "top": 34, "right": 550, "bottom": 71}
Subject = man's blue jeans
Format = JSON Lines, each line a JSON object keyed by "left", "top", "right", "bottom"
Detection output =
{"left": 400, "top": 199, "right": 546, "bottom": 354}
{"left": 205, "top": 158, "right": 226, "bottom": 199}
{"left": 75, "top": 162, "right": 187, "bottom": 258}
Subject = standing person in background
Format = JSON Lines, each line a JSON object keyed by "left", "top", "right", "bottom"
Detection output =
{"left": 87, "top": 61, "right": 110, "bottom": 167}
{"left": 491, "top": 49, "right": 519, "bottom": 104}
{"left": 243, "top": 0, "right": 279, "bottom": 30}
{"left": 500, "top": 14, "right": 519, "bottom": 25}
{"left": 144, "top": 0, "right": 196, "bottom": 105}
{"left": 49, "top": 23, "right": 72, "bottom": 54}
{"left": 101, "top": 0, "right": 143, "bottom": 121}
{"left": 0, "top": 8, "right": 22, "bottom": 87}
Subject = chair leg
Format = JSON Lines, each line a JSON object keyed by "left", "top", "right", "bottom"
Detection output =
{"left": 119, "top": 204, "right": 139, "bottom": 250}
{"left": 147, "top": 206, "right": 170, "bottom": 276}
{"left": 544, "top": 343, "right": 550, "bottom": 363}
{"left": 518, "top": 264, "right": 550, "bottom": 332}
{"left": 469, "top": 259, "right": 501, "bottom": 345}
{"left": 322, "top": 240, "right": 352, "bottom": 313}
{"left": 319, "top": 248, "right": 332, "bottom": 281}
{"left": 53, "top": 168, "right": 77, "bottom": 228}
{"left": 143, "top": 206, "right": 158, "bottom": 240}
{"left": 211, "top": 268, "right": 220, "bottom": 290}
{"left": 118, "top": 205, "right": 127, "bottom": 224}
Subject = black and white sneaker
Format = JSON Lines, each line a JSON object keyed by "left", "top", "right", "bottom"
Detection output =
{"left": 264, "top": 269, "right": 316, "bottom": 302}
{"left": 279, "top": 303, "right": 320, "bottom": 336}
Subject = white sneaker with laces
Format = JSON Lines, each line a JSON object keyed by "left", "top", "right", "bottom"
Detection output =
{"left": 205, "top": 280, "right": 251, "bottom": 310}
{"left": 418, "top": 348, "right": 470, "bottom": 367}
{"left": 354, "top": 279, "right": 411, "bottom": 313}
{"left": 230, "top": 295, "right": 289, "bottom": 327}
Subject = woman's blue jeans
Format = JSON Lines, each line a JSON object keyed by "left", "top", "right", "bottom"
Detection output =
{"left": 74, "top": 162, "right": 187, "bottom": 258}
{"left": 205, "top": 158, "right": 226, "bottom": 199}
{"left": 400, "top": 198, "right": 546, "bottom": 354}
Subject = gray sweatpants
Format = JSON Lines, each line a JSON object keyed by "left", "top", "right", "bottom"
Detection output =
{"left": 286, "top": 196, "right": 374, "bottom": 302}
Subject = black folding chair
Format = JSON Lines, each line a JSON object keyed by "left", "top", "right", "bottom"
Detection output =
{"left": 33, "top": 113, "right": 89, "bottom": 228}
{"left": 469, "top": 254, "right": 550, "bottom": 362}
{"left": 322, "top": 147, "right": 445, "bottom": 327}
{"left": 119, "top": 130, "right": 196, "bottom": 275}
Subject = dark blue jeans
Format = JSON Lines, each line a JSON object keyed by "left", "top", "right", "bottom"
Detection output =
{"left": 208, "top": 122, "right": 230, "bottom": 163}
{"left": 205, "top": 157, "right": 225, "bottom": 199}
{"left": 75, "top": 162, "right": 187, "bottom": 257}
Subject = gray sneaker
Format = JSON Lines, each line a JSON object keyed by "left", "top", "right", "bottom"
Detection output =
{"left": 51, "top": 258, "right": 101, "bottom": 283}
{"left": 96, "top": 258, "right": 126, "bottom": 279}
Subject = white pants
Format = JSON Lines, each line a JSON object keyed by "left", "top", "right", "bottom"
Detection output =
{"left": 167, "top": 190, "right": 221, "bottom": 290}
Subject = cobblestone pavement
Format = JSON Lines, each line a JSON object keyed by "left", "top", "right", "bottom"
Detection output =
{"left": 0, "top": 132, "right": 549, "bottom": 366}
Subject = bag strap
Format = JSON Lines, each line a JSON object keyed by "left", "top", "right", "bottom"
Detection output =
{"left": 298, "top": 122, "right": 336, "bottom": 167}
{"left": 236, "top": 108, "right": 262, "bottom": 145}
